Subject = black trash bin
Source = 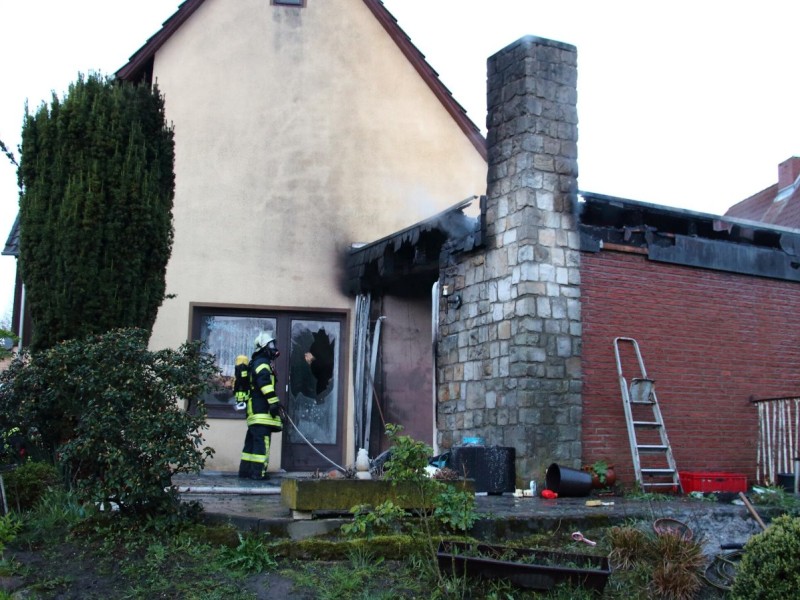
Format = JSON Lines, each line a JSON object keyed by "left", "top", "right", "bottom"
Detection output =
{"left": 447, "top": 445, "right": 516, "bottom": 495}
{"left": 545, "top": 463, "right": 592, "bottom": 497}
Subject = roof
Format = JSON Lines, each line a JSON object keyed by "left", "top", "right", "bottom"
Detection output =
{"left": 345, "top": 196, "right": 485, "bottom": 295}
{"left": 580, "top": 191, "right": 800, "bottom": 283}
{"left": 2, "top": 215, "right": 19, "bottom": 257}
{"left": 345, "top": 190, "right": 800, "bottom": 296}
{"left": 726, "top": 183, "right": 800, "bottom": 229}
{"left": 725, "top": 157, "right": 800, "bottom": 228}
{"left": 115, "top": 0, "right": 487, "bottom": 160}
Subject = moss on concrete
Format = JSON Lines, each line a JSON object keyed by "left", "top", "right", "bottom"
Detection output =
{"left": 281, "top": 478, "right": 474, "bottom": 511}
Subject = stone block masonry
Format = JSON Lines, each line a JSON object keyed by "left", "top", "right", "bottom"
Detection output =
{"left": 437, "top": 36, "right": 582, "bottom": 485}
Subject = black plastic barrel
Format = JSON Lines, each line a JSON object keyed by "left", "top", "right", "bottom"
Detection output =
{"left": 777, "top": 473, "right": 796, "bottom": 493}
{"left": 545, "top": 463, "right": 592, "bottom": 497}
{"left": 447, "top": 446, "right": 516, "bottom": 495}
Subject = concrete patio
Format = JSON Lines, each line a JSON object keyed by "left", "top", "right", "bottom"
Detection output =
{"left": 173, "top": 471, "right": 766, "bottom": 555}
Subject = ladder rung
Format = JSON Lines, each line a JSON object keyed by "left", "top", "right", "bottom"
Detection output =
{"left": 637, "top": 445, "right": 668, "bottom": 452}
{"left": 633, "top": 421, "right": 662, "bottom": 428}
{"left": 629, "top": 399, "right": 655, "bottom": 405}
{"left": 641, "top": 482, "right": 679, "bottom": 488}
{"left": 641, "top": 468, "right": 676, "bottom": 476}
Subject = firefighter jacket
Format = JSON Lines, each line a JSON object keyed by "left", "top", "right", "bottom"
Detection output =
{"left": 247, "top": 349, "right": 282, "bottom": 430}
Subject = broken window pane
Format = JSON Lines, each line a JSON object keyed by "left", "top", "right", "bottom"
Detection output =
{"left": 287, "top": 319, "right": 339, "bottom": 445}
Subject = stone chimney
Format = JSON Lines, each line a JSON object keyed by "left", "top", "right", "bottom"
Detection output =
{"left": 436, "top": 36, "right": 581, "bottom": 484}
{"left": 778, "top": 156, "right": 800, "bottom": 191}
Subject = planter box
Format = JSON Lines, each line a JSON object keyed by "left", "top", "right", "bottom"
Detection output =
{"left": 281, "top": 478, "right": 474, "bottom": 512}
{"left": 436, "top": 540, "right": 611, "bottom": 593}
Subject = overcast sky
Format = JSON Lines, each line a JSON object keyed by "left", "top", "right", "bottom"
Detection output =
{"left": 1, "top": 0, "right": 798, "bottom": 326}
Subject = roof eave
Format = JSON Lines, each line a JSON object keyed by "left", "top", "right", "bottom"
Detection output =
{"left": 363, "top": 0, "right": 487, "bottom": 161}
{"left": 115, "top": 0, "right": 207, "bottom": 82}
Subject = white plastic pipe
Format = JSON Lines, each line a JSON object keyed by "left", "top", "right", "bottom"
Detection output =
{"left": 176, "top": 486, "right": 281, "bottom": 495}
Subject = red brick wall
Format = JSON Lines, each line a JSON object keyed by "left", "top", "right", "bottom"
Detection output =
{"left": 581, "top": 249, "right": 800, "bottom": 488}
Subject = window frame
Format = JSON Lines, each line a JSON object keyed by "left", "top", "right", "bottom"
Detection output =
{"left": 189, "top": 303, "right": 347, "bottom": 420}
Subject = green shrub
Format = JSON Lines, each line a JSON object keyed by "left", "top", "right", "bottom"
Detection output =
{"left": 433, "top": 486, "right": 477, "bottom": 533}
{"left": 0, "top": 328, "right": 217, "bottom": 515}
{"left": 339, "top": 424, "right": 477, "bottom": 592}
{"left": 0, "top": 513, "right": 21, "bottom": 554}
{"left": 382, "top": 423, "right": 432, "bottom": 482}
{"left": 18, "top": 488, "right": 91, "bottom": 549}
{"left": 732, "top": 514, "right": 800, "bottom": 599}
{"left": 220, "top": 533, "right": 277, "bottom": 574}
{"left": 341, "top": 501, "right": 405, "bottom": 538}
{"left": 380, "top": 423, "right": 476, "bottom": 533}
{"left": 3, "top": 460, "right": 61, "bottom": 511}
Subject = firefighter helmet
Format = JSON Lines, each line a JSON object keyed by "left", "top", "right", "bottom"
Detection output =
{"left": 254, "top": 332, "right": 280, "bottom": 358}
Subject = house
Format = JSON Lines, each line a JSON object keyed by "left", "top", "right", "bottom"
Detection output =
{"left": 725, "top": 156, "right": 800, "bottom": 228}
{"left": 113, "top": 0, "right": 492, "bottom": 473}
{"left": 5, "top": 0, "right": 488, "bottom": 473}
{"left": 6, "top": 3, "right": 799, "bottom": 488}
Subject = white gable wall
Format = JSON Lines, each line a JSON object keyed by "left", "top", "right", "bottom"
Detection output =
{"left": 147, "top": 0, "right": 486, "bottom": 470}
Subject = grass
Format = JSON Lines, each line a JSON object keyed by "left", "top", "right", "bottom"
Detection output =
{"left": 0, "top": 485, "right": 756, "bottom": 599}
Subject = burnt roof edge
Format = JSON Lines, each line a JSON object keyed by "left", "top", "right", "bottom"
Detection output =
{"left": 579, "top": 190, "right": 800, "bottom": 282}
{"left": 579, "top": 190, "right": 800, "bottom": 237}
{"left": 348, "top": 196, "right": 481, "bottom": 257}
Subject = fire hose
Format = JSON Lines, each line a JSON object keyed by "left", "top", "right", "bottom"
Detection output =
{"left": 279, "top": 407, "right": 347, "bottom": 473}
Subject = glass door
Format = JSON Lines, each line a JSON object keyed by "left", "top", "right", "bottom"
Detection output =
{"left": 281, "top": 318, "right": 343, "bottom": 470}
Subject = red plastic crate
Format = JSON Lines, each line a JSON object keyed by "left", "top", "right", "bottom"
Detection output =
{"left": 680, "top": 471, "right": 747, "bottom": 493}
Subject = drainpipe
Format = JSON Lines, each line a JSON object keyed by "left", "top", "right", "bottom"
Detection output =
{"left": 364, "top": 316, "right": 384, "bottom": 452}
{"left": 17, "top": 283, "right": 25, "bottom": 350}
{"left": 431, "top": 281, "right": 439, "bottom": 456}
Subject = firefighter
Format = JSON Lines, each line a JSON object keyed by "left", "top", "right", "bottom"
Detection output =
{"left": 238, "top": 332, "right": 282, "bottom": 480}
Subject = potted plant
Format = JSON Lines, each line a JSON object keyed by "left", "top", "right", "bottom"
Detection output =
{"left": 584, "top": 460, "right": 616, "bottom": 489}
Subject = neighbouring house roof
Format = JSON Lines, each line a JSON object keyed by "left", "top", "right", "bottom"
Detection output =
{"left": 115, "top": 0, "right": 487, "bottom": 161}
{"left": 725, "top": 157, "right": 800, "bottom": 229}
{"left": 2, "top": 216, "right": 19, "bottom": 257}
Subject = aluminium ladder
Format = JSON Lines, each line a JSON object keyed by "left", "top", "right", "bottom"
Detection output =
{"left": 613, "top": 337, "right": 682, "bottom": 493}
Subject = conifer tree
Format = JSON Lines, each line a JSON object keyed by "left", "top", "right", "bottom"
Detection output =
{"left": 17, "top": 73, "right": 175, "bottom": 350}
